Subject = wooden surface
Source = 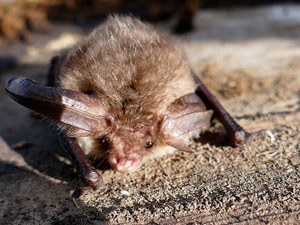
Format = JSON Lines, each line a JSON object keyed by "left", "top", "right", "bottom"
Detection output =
{"left": 1, "top": 4, "right": 300, "bottom": 224}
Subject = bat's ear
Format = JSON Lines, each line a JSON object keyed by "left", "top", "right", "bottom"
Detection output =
{"left": 160, "top": 93, "right": 213, "bottom": 151}
{"left": 5, "top": 77, "right": 110, "bottom": 134}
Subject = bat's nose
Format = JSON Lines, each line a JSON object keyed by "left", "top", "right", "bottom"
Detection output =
{"left": 116, "top": 158, "right": 134, "bottom": 172}
{"left": 109, "top": 156, "right": 142, "bottom": 173}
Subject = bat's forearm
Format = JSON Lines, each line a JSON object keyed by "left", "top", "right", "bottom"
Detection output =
{"left": 193, "top": 72, "right": 272, "bottom": 146}
{"left": 59, "top": 137, "right": 103, "bottom": 196}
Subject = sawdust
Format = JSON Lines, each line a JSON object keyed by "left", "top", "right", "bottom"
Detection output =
{"left": 200, "top": 65, "right": 294, "bottom": 99}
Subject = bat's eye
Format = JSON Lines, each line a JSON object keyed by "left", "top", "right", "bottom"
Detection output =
{"left": 144, "top": 141, "right": 153, "bottom": 149}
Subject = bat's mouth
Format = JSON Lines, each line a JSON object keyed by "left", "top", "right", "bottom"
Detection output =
{"left": 109, "top": 156, "right": 142, "bottom": 173}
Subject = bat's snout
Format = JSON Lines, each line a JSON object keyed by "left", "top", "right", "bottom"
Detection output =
{"left": 109, "top": 156, "right": 143, "bottom": 173}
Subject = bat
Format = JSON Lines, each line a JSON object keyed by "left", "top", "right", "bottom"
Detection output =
{"left": 5, "top": 15, "right": 273, "bottom": 197}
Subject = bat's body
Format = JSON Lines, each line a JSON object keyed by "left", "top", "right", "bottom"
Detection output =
{"left": 49, "top": 16, "right": 199, "bottom": 172}
{"left": 6, "top": 16, "right": 272, "bottom": 196}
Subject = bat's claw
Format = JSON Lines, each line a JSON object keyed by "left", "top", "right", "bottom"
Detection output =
{"left": 231, "top": 129, "right": 274, "bottom": 147}
{"left": 246, "top": 129, "right": 274, "bottom": 145}
{"left": 72, "top": 170, "right": 103, "bottom": 199}
{"left": 72, "top": 186, "right": 95, "bottom": 200}
{"left": 72, "top": 186, "right": 99, "bottom": 208}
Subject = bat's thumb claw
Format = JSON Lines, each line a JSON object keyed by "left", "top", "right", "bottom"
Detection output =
{"left": 265, "top": 130, "right": 275, "bottom": 142}
{"left": 245, "top": 129, "right": 275, "bottom": 145}
{"left": 232, "top": 129, "right": 275, "bottom": 146}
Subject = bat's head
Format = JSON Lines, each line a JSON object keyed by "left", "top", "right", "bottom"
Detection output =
{"left": 104, "top": 125, "right": 156, "bottom": 173}
{"left": 5, "top": 77, "right": 213, "bottom": 173}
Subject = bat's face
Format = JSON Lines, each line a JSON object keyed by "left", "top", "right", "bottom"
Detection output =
{"left": 6, "top": 77, "right": 213, "bottom": 173}
{"left": 106, "top": 126, "right": 155, "bottom": 173}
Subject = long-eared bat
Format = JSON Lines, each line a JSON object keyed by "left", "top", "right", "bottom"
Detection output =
{"left": 5, "top": 16, "right": 273, "bottom": 196}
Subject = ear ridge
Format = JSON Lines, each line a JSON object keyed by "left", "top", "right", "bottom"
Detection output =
{"left": 160, "top": 110, "right": 213, "bottom": 138}
{"left": 160, "top": 92, "right": 213, "bottom": 152}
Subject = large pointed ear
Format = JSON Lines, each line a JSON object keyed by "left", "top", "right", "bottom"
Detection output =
{"left": 160, "top": 93, "right": 213, "bottom": 151}
{"left": 5, "top": 77, "right": 110, "bottom": 134}
{"left": 160, "top": 93, "right": 213, "bottom": 138}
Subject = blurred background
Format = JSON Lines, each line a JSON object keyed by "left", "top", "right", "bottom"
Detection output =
{"left": 0, "top": 0, "right": 299, "bottom": 41}
{"left": 1, "top": 0, "right": 299, "bottom": 71}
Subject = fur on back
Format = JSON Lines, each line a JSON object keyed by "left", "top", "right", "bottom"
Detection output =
{"left": 56, "top": 15, "right": 196, "bottom": 129}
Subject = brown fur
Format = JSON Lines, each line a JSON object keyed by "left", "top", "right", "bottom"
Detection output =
{"left": 51, "top": 15, "right": 198, "bottom": 172}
